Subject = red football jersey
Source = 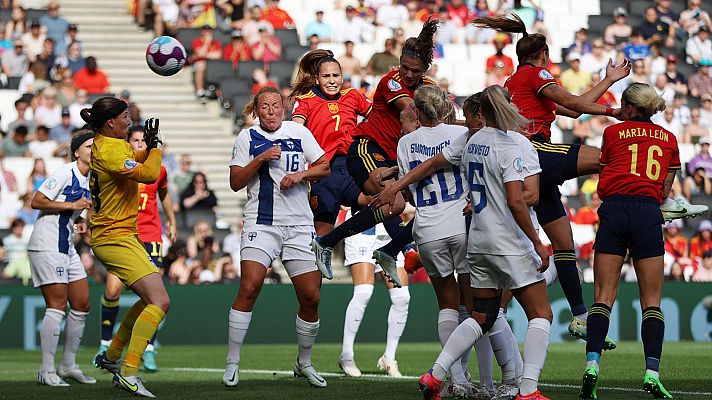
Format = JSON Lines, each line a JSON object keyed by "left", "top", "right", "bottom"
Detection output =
{"left": 504, "top": 63, "right": 557, "bottom": 141}
{"left": 354, "top": 69, "right": 436, "bottom": 160}
{"left": 137, "top": 165, "right": 168, "bottom": 242}
{"left": 598, "top": 119, "right": 681, "bottom": 203}
{"left": 293, "top": 88, "right": 372, "bottom": 160}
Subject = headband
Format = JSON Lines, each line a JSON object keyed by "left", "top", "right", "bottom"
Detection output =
{"left": 89, "top": 100, "right": 128, "bottom": 129}
{"left": 71, "top": 130, "right": 95, "bottom": 159}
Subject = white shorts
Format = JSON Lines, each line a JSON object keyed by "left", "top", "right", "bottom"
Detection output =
{"left": 344, "top": 230, "right": 404, "bottom": 273}
{"left": 241, "top": 223, "right": 317, "bottom": 277}
{"left": 419, "top": 234, "right": 468, "bottom": 278}
{"left": 28, "top": 249, "right": 86, "bottom": 288}
{"left": 468, "top": 251, "right": 544, "bottom": 290}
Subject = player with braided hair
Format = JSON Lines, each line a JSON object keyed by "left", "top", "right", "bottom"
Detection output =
{"left": 311, "top": 19, "right": 438, "bottom": 288}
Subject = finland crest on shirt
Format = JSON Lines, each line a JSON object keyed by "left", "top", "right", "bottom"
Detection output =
{"left": 28, "top": 161, "right": 90, "bottom": 254}
{"left": 230, "top": 121, "right": 325, "bottom": 226}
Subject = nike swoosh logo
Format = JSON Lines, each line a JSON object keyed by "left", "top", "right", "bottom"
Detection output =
{"left": 229, "top": 370, "right": 236, "bottom": 382}
{"left": 664, "top": 208, "right": 688, "bottom": 214}
{"left": 255, "top": 143, "right": 266, "bottom": 148}
{"left": 314, "top": 375, "right": 325, "bottom": 384}
{"left": 118, "top": 375, "right": 138, "bottom": 392}
{"left": 354, "top": 319, "right": 361, "bottom": 322}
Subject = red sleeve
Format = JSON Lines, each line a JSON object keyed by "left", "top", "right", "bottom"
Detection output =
{"left": 528, "top": 67, "right": 558, "bottom": 94}
{"left": 381, "top": 76, "right": 410, "bottom": 105}
{"left": 222, "top": 44, "right": 232, "bottom": 60}
{"left": 191, "top": 38, "right": 202, "bottom": 52}
{"left": 356, "top": 91, "right": 372, "bottom": 117}
{"left": 158, "top": 165, "right": 168, "bottom": 190}
{"left": 292, "top": 96, "right": 311, "bottom": 121}
{"left": 212, "top": 40, "right": 222, "bottom": 52}
{"left": 485, "top": 56, "right": 495, "bottom": 71}
{"left": 600, "top": 126, "right": 611, "bottom": 166}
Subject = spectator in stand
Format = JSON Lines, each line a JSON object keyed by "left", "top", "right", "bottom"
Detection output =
{"left": 653, "top": 107, "right": 684, "bottom": 140}
{"left": 580, "top": 38, "right": 608, "bottom": 76}
{"left": 33, "top": 87, "right": 62, "bottom": 129}
{"left": 2, "top": 39, "right": 29, "bottom": 77}
{"left": 174, "top": 154, "right": 197, "bottom": 194}
{"left": 485, "top": 59, "right": 509, "bottom": 86}
{"left": 655, "top": 0, "right": 680, "bottom": 31}
{"left": 680, "top": 0, "right": 712, "bottom": 37}
{"left": 668, "top": 262, "right": 686, "bottom": 281}
{"left": 446, "top": 0, "right": 471, "bottom": 28}
{"left": 250, "top": 25, "right": 281, "bottom": 64}
{"left": 56, "top": 70, "right": 76, "bottom": 107}
{"left": 416, "top": 0, "right": 437, "bottom": 22}
{"left": 663, "top": 219, "right": 691, "bottom": 277}
{"left": 49, "top": 109, "right": 75, "bottom": 145}
{"left": 18, "top": 60, "right": 49, "bottom": 95}
{"left": 25, "top": 157, "right": 46, "bottom": 193}
{"left": 566, "top": 27, "right": 592, "bottom": 57}
{"left": 190, "top": 24, "right": 222, "bottom": 98}
{"left": 29, "top": 125, "right": 63, "bottom": 158}
{"left": 574, "top": 192, "right": 601, "bottom": 225}
{"left": 65, "top": 41, "right": 85, "bottom": 75}
{"left": 604, "top": 7, "right": 632, "bottom": 46}
{"left": 684, "top": 108, "right": 709, "bottom": 143}
{"left": 484, "top": 34, "right": 513, "bottom": 76}
{"left": 401, "top": 1, "right": 422, "bottom": 39}
{"left": 21, "top": 20, "right": 45, "bottom": 62}
{"left": 1, "top": 218, "right": 31, "bottom": 285}
{"left": 1, "top": 125, "right": 30, "bottom": 156}
{"left": 262, "top": 0, "right": 294, "bottom": 30}
{"left": 365, "top": 38, "right": 399, "bottom": 77}
{"left": 641, "top": 6, "right": 675, "bottom": 48}
{"left": 216, "top": 0, "right": 245, "bottom": 31}
{"left": 306, "top": 33, "right": 319, "bottom": 52}
{"left": 250, "top": 67, "right": 276, "bottom": 94}
{"left": 180, "top": 172, "right": 218, "bottom": 212}
{"left": 510, "top": 0, "right": 538, "bottom": 29}
{"left": 683, "top": 166, "right": 711, "bottom": 199}
{"left": 223, "top": 30, "right": 252, "bottom": 68}
{"left": 8, "top": 99, "right": 34, "bottom": 136}
{"left": 334, "top": 5, "right": 374, "bottom": 44}
{"left": 338, "top": 41, "right": 361, "bottom": 78}
{"left": 688, "top": 137, "right": 712, "bottom": 177}
{"left": 690, "top": 220, "right": 712, "bottom": 270}
{"left": 355, "top": 0, "right": 376, "bottom": 24}
{"left": 700, "top": 94, "right": 712, "bottom": 127}
{"left": 68, "top": 89, "right": 90, "bottom": 128}
{"left": 5, "top": 6, "right": 27, "bottom": 41}
{"left": 39, "top": 1, "right": 69, "bottom": 51}
{"left": 73, "top": 56, "right": 110, "bottom": 94}
{"left": 305, "top": 9, "right": 332, "bottom": 42}
{"left": 686, "top": 25, "right": 712, "bottom": 65}
{"left": 652, "top": 74, "right": 675, "bottom": 105}
{"left": 376, "top": 0, "right": 408, "bottom": 30}
{"left": 672, "top": 93, "right": 691, "bottom": 125}
{"left": 15, "top": 192, "right": 38, "bottom": 225}
{"left": 35, "top": 38, "right": 55, "bottom": 77}
{"left": 435, "top": 6, "right": 458, "bottom": 45}
{"left": 688, "top": 60, "right": 712, "bottom": 98}
{"left": 242, "top": 6, "right": 271, "bottom": 46}
{"left": 664, "top": 55, "right": 688, "bottom": 95}
{"left": 647, "top": 42, "right": 667, "bottom": 79}
{"left": 560, "top": 51, "right": 592, "bottom": 95}
{"left": 186, "top": 220, "right": 221, "bottom": 260}
{"left": 56, "top": 23, "right": 78, "bottom": 57}
{"left": 630, "top": 58, "right": 651, "bottom": 84}
{"left": 623, "top": 29, "right": 650, "bottom": 61}
{"left": 693, "top": 251, "right": 712, "bottom": 281}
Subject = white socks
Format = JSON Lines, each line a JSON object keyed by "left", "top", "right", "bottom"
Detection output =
{"left": 489, "top": 309, "right": 516, "bottom": 382}
{"left": 543, "top": 264, "right": 558, "bottom": 286}
{"left": 40, "top": 308, "right": 65, "bottom": 373}
{"left": 59, "top": 309, "right": 87, "bottom": 369}
{"left": 433, "top": 317, "right": 483, "bottom": 382}
{"left": 227, "top": 309, "right": 252, "bottom": 365}
{"left": 296, "top": 316, "right": 319, "bottom": 367}
{"left": 384, "top": 287, "right": 409, "bottom": 361}
{"left": 437, "top": 308, "right": 468, "bottom": 383}
{"left": 520, "top": 318, "right": 551, "bottom": 396}
{"left": 457, "top": 305, "right": 473, "bottom": 374}
{"left": 341, "top": 284, "right": 373, "bottom": 359}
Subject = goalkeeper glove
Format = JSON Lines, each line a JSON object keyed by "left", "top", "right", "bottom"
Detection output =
{"left": 144, "top": 118, "right": 163, "bottom": 150}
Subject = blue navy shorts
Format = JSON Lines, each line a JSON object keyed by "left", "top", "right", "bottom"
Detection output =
{"left": 346, "top": 137, "right": 396, "bottom": 191}
{"left": 593, "top": 195, "right": 664, "bottom": 260}
{"left": 143, "top": 241, "right": 163, "bottom": 268}
{"left": 310, "top": 155, "right": 362, "bottom": 225}
{"left": 531, "top": 136, "right": 581, "bottom": 226}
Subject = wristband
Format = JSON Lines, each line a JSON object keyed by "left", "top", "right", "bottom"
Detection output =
{"left": 605, "top": 107, "right": 614, "bottom": 117}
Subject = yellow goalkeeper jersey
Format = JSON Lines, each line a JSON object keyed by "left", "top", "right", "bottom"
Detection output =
{"left": 89, "top": 133, "right": 162, "bottom": 246}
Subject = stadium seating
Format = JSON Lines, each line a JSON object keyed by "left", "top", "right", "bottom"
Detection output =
{"left": 236, "top": 60, "right": 264, "bottom": 79}
{"left": 218, "top": 78, "right": 251, "bottom": 110}
{"left": 283, "top": 46, "right": 309, "bottom": 62}
{"left": 268, "top": 61, "right": 296, "bottom": 87}
{"left": 273, "top": 29, "right": 300, "bottom": 48}
{"left": 205, "top": 60, "right": 234, "bottom": 89}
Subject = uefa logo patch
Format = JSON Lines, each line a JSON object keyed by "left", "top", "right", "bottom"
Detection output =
{"left": 124, "top": 159, "right": 138, "bottom": 170}
{"left": 513, "top": 157, "right": 523, "bottom": 173}
{"left": 538, "top": 69, "right": 554, "bottom": 80}
{"left": 388, "top": 79, "right": 402, "bottom": 92}
{"left": 44, "top": 178, "right": 57, "bottom": 190}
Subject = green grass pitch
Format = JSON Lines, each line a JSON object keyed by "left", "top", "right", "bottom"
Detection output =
{"left": 1, "top": 342, "right": 710, "bottom": 399}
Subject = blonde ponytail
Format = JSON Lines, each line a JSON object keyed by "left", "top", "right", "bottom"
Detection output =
{"left": 621, "top": 83, "right": 667, "bottom": 117}
{"left": 481, "top": 85, "right": 530, "bottom": 132}
{"left": 413, "top": 85, "right": 455, "bottom": 125}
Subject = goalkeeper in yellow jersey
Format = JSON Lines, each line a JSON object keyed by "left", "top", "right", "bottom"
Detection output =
{"left": 85, "top": 97, "right": 167, "bottom": 398}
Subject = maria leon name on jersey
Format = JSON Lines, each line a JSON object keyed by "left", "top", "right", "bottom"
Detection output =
{"left": 467, "top": 143, "right": 490, "bottom": 156}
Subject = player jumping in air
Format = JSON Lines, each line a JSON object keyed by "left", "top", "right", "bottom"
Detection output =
{"left": 579, "top": 83, "right": 676, "bottom": 400}
{"left": 29, "top": 131, "right": 96, "bottom": 387}
{"left": 88, "top": 97, "right": 168, "bottom": 398}
{"left": 224, "top": 87, "right": 330, "bottom": 389}
{"left": 94, "top": 124, "right": 177, "bottom": 373}
{"left": 311, "top": 20, "right": 439, "bottom": 288}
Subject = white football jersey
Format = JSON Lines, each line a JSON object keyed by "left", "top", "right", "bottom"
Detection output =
{"left": 510, "top": 131, "right": 542, "bottom": 230}
{"left": 462, "top": 127, "right": 536, "bottom": 256}
{"left": 230, "top": 121, "right": 325, "bottom": 226}
{"left": 397, "top": 124, "right": 469, "bottom": 244}
{"left": 28, "top": 162, "right": 90, "bottom": 254}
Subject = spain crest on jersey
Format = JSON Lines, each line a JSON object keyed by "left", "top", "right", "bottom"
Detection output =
{"left": 328, "top": 103, "right": 339, "bottom": 114}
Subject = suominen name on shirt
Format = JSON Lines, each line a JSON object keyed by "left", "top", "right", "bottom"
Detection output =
{"left": 410, "top": 140, "right": 451, "bottom": 157}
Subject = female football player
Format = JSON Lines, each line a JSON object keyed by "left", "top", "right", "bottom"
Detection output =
{"left": 29, "top": 130, "right": 95, "bottom": 387}
{"left": 87, "top": 97, "right": 167, "bottom": 398}
{"left": 311, "top": 19, "right": 439, "bottom": 288}
{"left": 417, "top": 84, "right": 552, "bottom": 400}
{"left": 94, "top": 124, "right": 177, "bottom": 373}
{"left": 289, "top": 49, "right": 411, "bottom": 378}
{"left": 224, "top": 86, "right": 330, "bottom": 389}
{"left": 579, "top": 83, "right": 676, "bottom": 399}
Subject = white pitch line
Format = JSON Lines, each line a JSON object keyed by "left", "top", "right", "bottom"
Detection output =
{"left": 165, "top": 368, "right": 712, "bottom": 396}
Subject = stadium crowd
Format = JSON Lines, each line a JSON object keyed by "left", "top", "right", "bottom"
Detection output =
{"left": 3, "top": 0, "right": 712, "bottom": 286}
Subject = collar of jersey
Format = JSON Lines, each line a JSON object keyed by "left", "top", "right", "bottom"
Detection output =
{"left": 312, "top": 86, "right": 341, "bottom": 101}
{"left": 517, "top": 62, "right": 537, "bottom": 70}
{"left": 630, "top": 116, "right": 653, "bottom": 124}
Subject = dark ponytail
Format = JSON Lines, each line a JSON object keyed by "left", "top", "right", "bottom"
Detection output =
{"left": 473, "top": 13, "right": 548, "bottom": 62}
{"left": 401, "top": 18, "right": 438, "bottom": 68}
{"left": 80, "top": 96, "right": 128, "bottom": 131}
{"left": 289, "top": 49, "right": 340, "bottom": 101}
